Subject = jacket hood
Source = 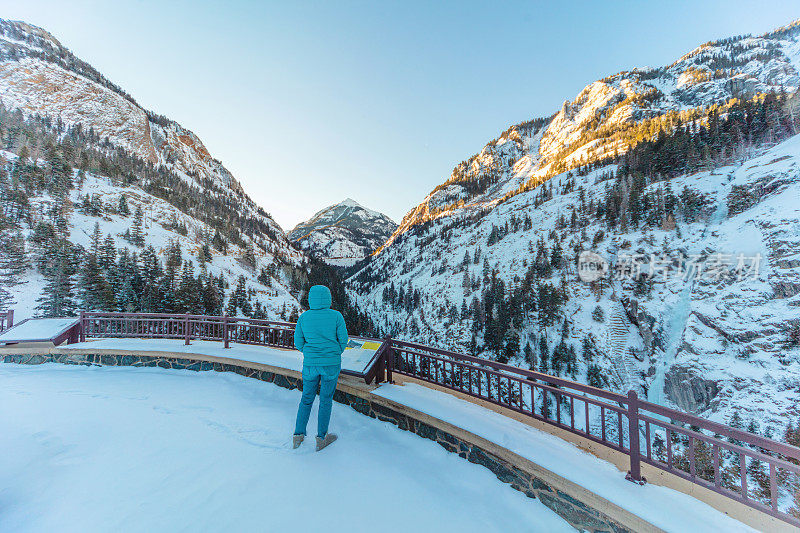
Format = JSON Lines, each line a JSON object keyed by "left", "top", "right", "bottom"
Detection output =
{"left": 308, "top": 285, "right": 332, "bottom": 310}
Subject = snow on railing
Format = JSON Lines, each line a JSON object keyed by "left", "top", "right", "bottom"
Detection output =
{"left": 0, "top": 310, "right": 13, "bottom": 332}
{"left": 75, "top": 311, "right": 800, "bottom": 526}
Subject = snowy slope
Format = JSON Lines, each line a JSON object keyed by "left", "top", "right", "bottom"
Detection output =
{"left": 0, "top": 19, "right": 256, "bottom": 196}
{"left": 348, "top": 18, "right": 800, "bottom": 435}
{"left": 289, "top": 198, "right": 396, "bottom": 267}
{"left": 350, "top": 134, "right": 800, "bottom": 431}
{"left": 1, "top": 150, "right": 303, "bottom": 321}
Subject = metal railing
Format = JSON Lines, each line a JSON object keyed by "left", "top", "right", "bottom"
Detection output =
{"left": 74, "top": 311, "right": 800, "bottom": 526}
{"left": 0, "top": 310, "right": 13, "bottom": 332}
{"left": 80, "top": 311, "right": 296, "bottom": 349}
{"left": 79, "top": 311, "right": 384, "bottom": 379}
{"left": 386, "top": 338, "right": 800, "bottom": 527}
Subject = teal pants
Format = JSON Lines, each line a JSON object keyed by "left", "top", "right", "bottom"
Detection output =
{"left": 294, "top": 365, "right": 341, "bottom": 439}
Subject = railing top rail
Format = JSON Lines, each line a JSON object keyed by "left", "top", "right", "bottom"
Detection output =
{"left": 393, "top": 337, "right": 800, "bottom": 464}
{"left": 392, "top": 338, "right": 628, "bottom": 404}
{"left": 402, "top": 337, "right": 800, "bottom": 458}
{"left": 82, "top": 311, "right": 296, "bottom": 328}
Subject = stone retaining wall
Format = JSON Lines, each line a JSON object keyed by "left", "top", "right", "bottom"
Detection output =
{"left": 1, "top": 350, "right": 659, "bottom": 532}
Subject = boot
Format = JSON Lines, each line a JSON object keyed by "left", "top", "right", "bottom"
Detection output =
{"left": 293, "top": 434, "right": 304, "bottom": 449}
{"left": 316, "top": 433, "right": 338, "bottom": 451}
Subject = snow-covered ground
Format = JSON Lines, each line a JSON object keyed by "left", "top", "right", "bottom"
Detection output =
{"left": 7, "top": 337, "right": 757, "bottom": 530}
{"left": 0, "top": 363, "right": 573, "bottom": 532}
{"left": 376, "top": 383, "right": 754, "bottom": 532}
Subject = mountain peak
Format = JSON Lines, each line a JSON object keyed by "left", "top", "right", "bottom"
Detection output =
{"left": 339, "top": 198, "right": 361, "bottom": 207}
{"left": 1, "top": 19, "right": 62, "bottom": 48}
{"left": 289, "top": 200, "right": 397, "bottom": 268}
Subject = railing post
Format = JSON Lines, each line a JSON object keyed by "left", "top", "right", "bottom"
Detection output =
{"left": 626, "top": 390, "right": 644, "bottom": 484}
{"left": 6, "top": 309, "right": 13, "bottom": 329}
{"left": 384, "top": 336, "right": 393, "bottom": 384}
{"left": 79, "top": 310, "right": 85, "bottom": 342}
{"left": 184, "top": 312, "right": 191, "bottom": 345}
{"left": 223, "top": 314, "right": 230, "bottom": 349}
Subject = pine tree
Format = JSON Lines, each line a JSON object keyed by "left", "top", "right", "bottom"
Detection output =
{"left": 77, "top": 254, "right": 114, "bottom": 311}
{"left": 212, "top": 229, "right": 227, "bottom": 254}
{"left": 131, "top": 206, "right": 145, "bottom": 247}
{"left": 468, "top": 333, "right": 478, "bottom": 357}
{"left": 118, "top": 194, "right": 130, "bottom": 216}
{"left": 36, "top": 254, "right": 76, "bottom": 317}
{"left": 581, "top": 335, "right": 595, "bottom": 362}
{"left": 100, "top": 234, "right": 116, "bottom": 270}
{"left": 117, "top": 276, "right": 138, "bottom": 312}
{"left": 139, "top": 245, "right": 163, "bottom": 312}
{"left": 198, "top": 243, "right": 212, "bottom": 265}
{"left": 550, "top": 241, "right": 563, "bottom": 269}
{"left": 176, "top": 261, "right": 200, "bottom": 313}
{"left": 0, "top": 227, "right": 28, "bottom": 307}
{"left": 524, "top": 341, "right": 535, "bottom": 367}
{"left": 728, "top": 411, "right": 744, "bottom": 446}
{"left": 200, "top": 268, "right": 222, "bottom": 315}
{"left": 164, "top": 239, "right": 182, "bottom": 288}
{"left": 587, "top": 364, "right": 607, "bottom": 388}
{"left": 500, "top": 330, "right": 519, "bottom": 364}
{"left": 90, "top": 222, "right": 102, "bottom": 257}
{"left": 226, "top": 275, "right": 252, "bottom": 317}
{"left": 538, "top": 335, "right": 549, "bottom": 372}
{"left": 242, "top": 244, "right": 256, "bottom": 270}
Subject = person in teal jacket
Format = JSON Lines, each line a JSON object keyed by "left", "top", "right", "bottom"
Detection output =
{"left": 293, "top": 285, "right": 348, "bottom": 451}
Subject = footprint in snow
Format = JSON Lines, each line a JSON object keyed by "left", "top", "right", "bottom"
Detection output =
{"left": 200, "top": 418, "right": 306, "bottom": 452}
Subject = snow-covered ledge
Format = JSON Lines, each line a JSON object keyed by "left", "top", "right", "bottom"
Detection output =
{"left": 0, "top": 339, "right": 776, "bottom": 532}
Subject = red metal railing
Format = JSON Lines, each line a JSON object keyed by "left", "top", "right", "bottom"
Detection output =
{"left": 80, "top": 311, "right": 297, "bottom": 349}
{"left": 79, "top": 311, "right": 384, "bottom": 379}
{"left": 386, "top": 338, "right": 800, "bottom": 527}
{"left": 0, "top": 310, "right": 13, "bottom": 332}
{"left": 74, "top": 311, "right": 800, "bottom": 526}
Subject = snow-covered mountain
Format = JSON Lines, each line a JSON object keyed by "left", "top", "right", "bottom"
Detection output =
{"left": 383, "top": 20, "right": 800, "bottom": 249}
{"left": 289, "top": 198, "right": 396, "bottom": 267}
{"left": 348, "top": 19, "right": 800, "bottom": 433}
{"left": 0, "top": 19, "right": 305, "bottom": 319}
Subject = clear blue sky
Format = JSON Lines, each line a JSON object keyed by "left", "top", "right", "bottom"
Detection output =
{"left": 1, "top": 1, "right": 798, "bottom": 229}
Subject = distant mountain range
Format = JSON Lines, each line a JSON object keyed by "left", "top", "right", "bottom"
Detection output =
{"left": 289, "top": 198, "right": 396, "bottom": 267}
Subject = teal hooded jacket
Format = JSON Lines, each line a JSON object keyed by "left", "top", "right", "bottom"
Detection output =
{"left": 293, "top": 285, "right": 349, "bottom": 366}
